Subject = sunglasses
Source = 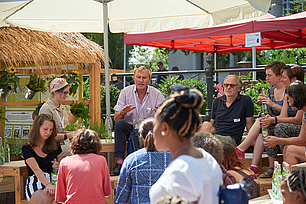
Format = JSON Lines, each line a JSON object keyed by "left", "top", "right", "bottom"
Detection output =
{"left": 135, "top": 64, "right": 152, "bottom": 71}
{"left": 58, "top": 91, "right": 69, "bottom": 95}
{"left": 223, "top": 83, "right": 238, "bottom": 88}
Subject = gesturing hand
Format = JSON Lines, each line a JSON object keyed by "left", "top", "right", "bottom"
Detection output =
{"left": 121, "top": 104, "right": 136, "bottom": 114}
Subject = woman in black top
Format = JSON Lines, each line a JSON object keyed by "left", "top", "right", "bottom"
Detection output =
{"left": 22, "top": 114, "right": 62, "bottom": 204}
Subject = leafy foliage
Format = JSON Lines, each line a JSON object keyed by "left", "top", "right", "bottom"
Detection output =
{"left": 0, "top": 67, "right": 20, "bottom": 93}
{"left": 27, "top": 73, "right": 47, "bottom": 93}
{"left": 257, "top": 48, "right": 306, "bottom": 65}
{"left": 89, "top": 121, "right": 108, "bottom": 139}
{"left": 0, "top": 108, "right": 7, "bottom": 122}
{"left": 70, "top": 101, "right": 91, "bottom": 128}
{"left": 157, "top": 76, "right": 207, "bottom": 114}
{"left": 10, "top": 140, "right": 24, "bottom": 157}
{"left": 65, "top": 123, "right": 79, "bottom": 131}
{"left": 62, "top": 70, "right": 81, "bottom": 96}
{"left": 239, "top": 73, "right": 270, "bottom": 115}
{"left": 83, "top": 78, "right": 121, "bottom": 115}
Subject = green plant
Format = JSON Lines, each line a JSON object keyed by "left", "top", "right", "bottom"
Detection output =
{"left": 0, "top": 108, "right": 7, "bottom": 122}
{"left": 157, "top": 76, "right": 207, "bottom": 114}
{"left": 89, "top": 120, "right": 107, "bottom": 139}
{"left": 27, "top": 73, "right": 48, "bottom": 93}
{"left": 239, "top": 72, "right": 270, "bottom": 116}
{"left": 10, "top": 140, "right": 24, "bottom": 157}
{"left": 33, "top": 100, "right": 46, "bottom": 117}
{"left": 70, "top": 101, "right": 91, "bottom": 128}
{"left": 62, "top": 70, "right": 81, "bottom": 96}
{"left": 0, "top": 66, "right": 20, "bottom": 93}
{"left": 65, "top": 123, "right": 79, "bottom": 131}
{"left": 83, "top": 79, "right": 121, "bottom": 114}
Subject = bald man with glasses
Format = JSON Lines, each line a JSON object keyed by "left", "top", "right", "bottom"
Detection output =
{"left": 209, "top": 75, "right": 254, "bottom": 146}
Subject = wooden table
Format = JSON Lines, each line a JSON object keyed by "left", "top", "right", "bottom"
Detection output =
{"left": 100, "top": 140, "right": 115, "bottom": 171}
{"left": 0, "top": 160, "right": 28, "bottom": 204}
{"left": 249, "top": 194, "right": 273, "bottom": 204}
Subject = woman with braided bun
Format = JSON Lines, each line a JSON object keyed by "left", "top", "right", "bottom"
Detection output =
{"left": 150, "top": 84, "right": 222, "bottom": 204}
{"left": 280, "top": 168, "right": 306, "bottom": 204}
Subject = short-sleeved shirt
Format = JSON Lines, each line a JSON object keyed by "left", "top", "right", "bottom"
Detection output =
{"left": 150, "top": 148, "right": 222, "bottom": 204}
{"left": 114, "top": 85, "right": 164, "bottom": 125}
{"left": 115, "top": 148, "right": 172, "bottom": 204}
{"left": 22, "top": 141, "right": 62, "bottom": 176}
{"left": 211, "top": 94, "right": 254, "bottom": 145}
{"left": 39, "top": 98, "right": 68, "bottom": 134}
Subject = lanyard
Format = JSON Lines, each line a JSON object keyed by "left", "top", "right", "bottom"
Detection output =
{"left": 54, "top": 108, "right": 65, "bottom": 129}
{"left": 133, "top": 89, "right": 149, "bottom": 120}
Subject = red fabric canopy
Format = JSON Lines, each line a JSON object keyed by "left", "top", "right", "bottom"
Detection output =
{"left": 124, "top": 11, "right": 306, "bottom": 53}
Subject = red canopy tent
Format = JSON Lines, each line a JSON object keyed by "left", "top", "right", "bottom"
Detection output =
{"left": 124, "top": 11, "right": 306, "bottom": 53}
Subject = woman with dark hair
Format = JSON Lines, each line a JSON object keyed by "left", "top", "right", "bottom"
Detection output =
{"left": 22, "top": 114, "right": 62, "bottom": 204}
{"left": 222, "top": 143, "right": 260, "bottom": 199}
{"left": 115, "top": 118, "right": 172, "bottom": 204}
{"left": 281, "top": 168, "right": 306, "bottom": 204}
{"left": 39, "top": 78, "right": 80, "bottom": 157}
{"left": 150, "top": 84, "right": 222, "bottom": 204}
{"left": 261, "top": 65, "right": 305, "bottom": 176}
{"left": 55, "top": 129, "right": 111, "bottom": 204}
{"left": 272, "top": 80, "right": 306, "bottom": 165}
{"left": 234, "top": 61, "right": 286, "bottom": 175}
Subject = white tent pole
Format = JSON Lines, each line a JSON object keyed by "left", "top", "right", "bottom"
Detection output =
{"left": 252, "top": 46, "right": 256, "bottom": 81}
{"left": 103, "top": 1, "right": 111, "bottom": 117}
{"left": 123, "top": 44, "right": 126, "bottom": 89}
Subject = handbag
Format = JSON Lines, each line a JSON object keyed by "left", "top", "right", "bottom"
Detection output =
{"left": 218, "top": 180, "right": 250, "bottom": 204}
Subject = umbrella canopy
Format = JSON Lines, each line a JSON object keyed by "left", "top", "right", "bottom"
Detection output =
{"left": 1, "top": 0, "right": 271, "bottom": 33}
{"left": 124, "top": 11, "right": 306, "bottom": 53}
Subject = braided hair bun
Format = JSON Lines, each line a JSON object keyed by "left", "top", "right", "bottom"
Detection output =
{"left": 157, "top": 84, "right": 203, "bottom": 138}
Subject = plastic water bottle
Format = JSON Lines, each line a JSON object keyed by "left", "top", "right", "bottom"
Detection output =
{"left": 51, "top": 158, "right": 58, "bottom": 185}
{"left": 261, "top": 88, "right": 268, "bottom": 113}
{"left": 261, "top": 113, "right": 269, "bottom": 139}
{"left": 105, "top": 116, "right": 113, "bottom": 143}
{"left": 0, "top": 137, "right": 5, "bottom": 165}
{"left": 4, "top": 136, "right": 10, "bottom": 163}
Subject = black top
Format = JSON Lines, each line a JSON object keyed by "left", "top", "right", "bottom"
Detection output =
{"left": 211, "top": 94, "right": 254, "bottom": 145}
{"left": 156, "top": 69, "right": 168, "bottom": 85}
{"left": 22, "top": 141, "right": 62, "bottom": 176}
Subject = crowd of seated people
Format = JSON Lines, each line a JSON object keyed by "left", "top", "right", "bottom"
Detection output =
{"left": 22, "top": 62, "right": 306, "bottom": 204}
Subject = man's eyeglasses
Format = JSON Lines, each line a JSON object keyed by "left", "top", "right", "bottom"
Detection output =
{"left": 223, "top": 83, "right": 238, "bottom": 88}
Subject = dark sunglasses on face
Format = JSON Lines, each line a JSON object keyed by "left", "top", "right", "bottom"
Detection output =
{"left": 135, "top": 64, "right": 151, "bottom": 71}
{"left": 223, "top": 83, "right": 238, "bottom": 88}
{"left": 58, "top": 91, "right": 69, "bottom": 95}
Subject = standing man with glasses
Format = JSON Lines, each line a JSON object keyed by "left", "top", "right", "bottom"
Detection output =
{"left": 111, "top": 64, "right": 164, "bottom": 175}
{"left": 155, "top": 61, "right": 168, "bottom": 88}
{"left": 210, "top": 75, "right": 254, "bottom": 146}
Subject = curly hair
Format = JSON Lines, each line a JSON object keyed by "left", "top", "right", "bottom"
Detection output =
{"left": 191, "top": 132, "right": 224, "bottom": 165}
{"left": 157, "top": 84, "right": 203, "bottom": 139}
{"left": 286, "top": 80, "right": 306, "bottom": 110}
{"left": 282, "top": 168, "right": 306, "bottom": 199}
{"left": 70, "top": 129, "right": 102, "bottom": 154}
{"left": 28, "top": 114, "right": 58, "bottom": 154}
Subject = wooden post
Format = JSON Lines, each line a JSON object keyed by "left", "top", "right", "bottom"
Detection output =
{"left": 89, "top": 62, "right": 101, "bottom": 124}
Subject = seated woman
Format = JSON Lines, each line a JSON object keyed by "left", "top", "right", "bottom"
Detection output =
{"left": 191, "top": 131, "right": 237, "bottom": 186}
{"left": 222, "top": 143, "right": 260, "bottom": 199}
{"left": 281, "top": 168, "right": 306, "bottom": 204}
{"left": 55, "top": 129, "right": 112, "bottom": 204}
{"left": 272, "top": 80, "right": 306, "bottom": 166}
{"left": 150, "top": 84, "right": 222, "bottom": 204}
{"left": 22, "top": 114, "right": 62, "bottom": 204}
{"left": 114, "top": 118, "right": 172, "bottom": 204}
{"left": 261, "top": 65, "right": 305, "bottom": 177}
{"left": 234, "top": 61, "right": 286, "bottom": 176}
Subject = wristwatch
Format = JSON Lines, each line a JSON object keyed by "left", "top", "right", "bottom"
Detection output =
{"left": 120, "top": 111, "right": 125, "bottom": 116}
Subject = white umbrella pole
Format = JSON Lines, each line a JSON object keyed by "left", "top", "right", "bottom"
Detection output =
{"left": 252, "top": 46, "right": 256, "bottom": 81}
{"left": 103, "top": 2, "right": 111, "bottom": 118}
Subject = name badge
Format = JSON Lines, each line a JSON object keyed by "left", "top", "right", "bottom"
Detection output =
{"left": 234, "top": 118, "right": 240, "bottom": 122}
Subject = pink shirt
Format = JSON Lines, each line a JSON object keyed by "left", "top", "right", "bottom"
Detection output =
{"left": 114, "top": 85, "right": 164, "bottom": 125}
{"left": 55, "top": 154, "right": 111, "bottom": 204}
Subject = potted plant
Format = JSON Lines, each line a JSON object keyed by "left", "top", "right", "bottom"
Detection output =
{"left": 0, "top": 66, "right": 20, "bottom": 99}
{"left": 69, "top": 101, "right": 91, "bottom": 128}
{"left": 89, "top": 121, "right": 107, "bottom": 139}
{"left": 10, "top": 140, "right": 24, "bottom": 161}
{"left": 25, "top": 73, "right": 48, "bottom": 99}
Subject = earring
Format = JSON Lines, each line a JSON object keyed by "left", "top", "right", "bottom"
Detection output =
{"left": 161, "top": 131, "right": 165, "bottom": 136}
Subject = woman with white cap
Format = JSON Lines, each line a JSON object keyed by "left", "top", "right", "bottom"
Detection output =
{"left": 39, "top": 78, "right": 79, "bottom": 157}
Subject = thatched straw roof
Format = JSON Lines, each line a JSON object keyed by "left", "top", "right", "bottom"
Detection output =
{"left": 0, "top": 27, "right": 104, "bottom": 69}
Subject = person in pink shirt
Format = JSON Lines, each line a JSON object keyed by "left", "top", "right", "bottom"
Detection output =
{"left": 55, "top": 129, "right": 111, "bottom": 204}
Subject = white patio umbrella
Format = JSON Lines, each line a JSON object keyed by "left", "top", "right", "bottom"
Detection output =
{"left": 1, "top": 0, "right": 271, "bottom": 117}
